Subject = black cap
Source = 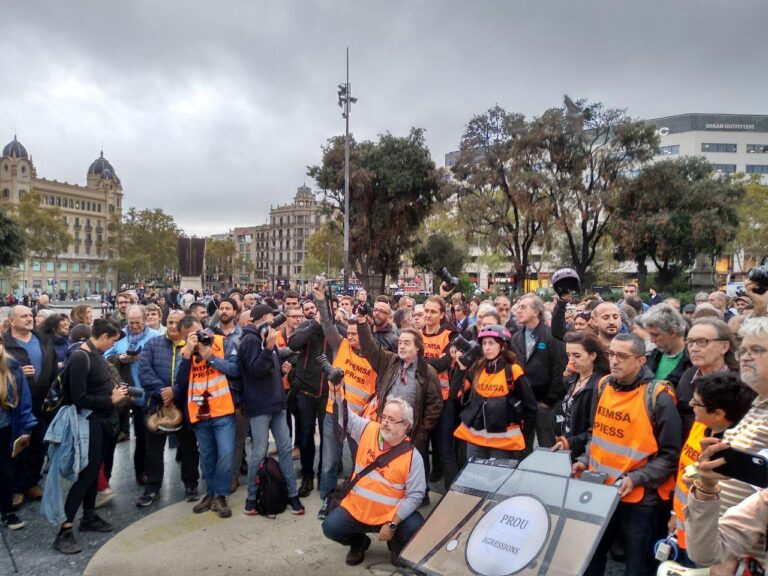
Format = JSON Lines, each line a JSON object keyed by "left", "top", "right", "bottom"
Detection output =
{"left": 250, "top": 304, "right": 274, "bottom": 322}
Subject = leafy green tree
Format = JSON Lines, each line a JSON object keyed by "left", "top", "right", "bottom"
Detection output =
{"left": 412, "top": 233, "right": 468, "bottom": 292}
{"left": 452, "top": 105, "right": 553, "bottom": 287}
{"left": 110, "top": 207, "right": 183, "bottom": 285}
{"left": 610, "top": 157, "right": 744, "bottom": 290}
{"left": 11, "top": 190, "right": 72, "bottom": 267}
{"left": 0, "top": 211, "right": 26, "bottom": 268}
{"left": 307, "top": 128, "right": 441, "bottom": 294}
{"left": 521, "top": 101, "right": 659, "bottom": 284}
{"left": 304, "top": 223, "right": 344, "bottom": 278}
{"left": 732, "top": 177, "right": 768, "bottom": 269}
{"left": 205, "top": 238, "right": 237, "bottom": 288}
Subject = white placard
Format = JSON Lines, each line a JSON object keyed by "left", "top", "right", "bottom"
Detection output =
{"left": 465, "top": 495, "right": 550, "bottom": 576}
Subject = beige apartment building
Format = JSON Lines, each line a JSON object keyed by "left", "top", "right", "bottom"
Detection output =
{"left": 0, "top": 136, "right": 122, "bottom": 298}
{"left": 228, "top": 184, "right": 325, "bottom": 290}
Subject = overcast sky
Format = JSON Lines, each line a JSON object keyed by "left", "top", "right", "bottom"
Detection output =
{"left": 3, "top": 1, "right": 766, "bottom": 236}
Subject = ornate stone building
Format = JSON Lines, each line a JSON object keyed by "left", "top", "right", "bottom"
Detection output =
{"left": 0, "top": 136, "right": 123, "bottom": 297}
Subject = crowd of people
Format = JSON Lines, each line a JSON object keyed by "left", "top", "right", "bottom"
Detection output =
{"left": 1, "top": 270, "right": 768, "bottom": 574}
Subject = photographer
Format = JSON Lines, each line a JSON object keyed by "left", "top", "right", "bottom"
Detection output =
{"left": 288, "top": 299, "right": 330, "bottom": 498}
{"left": 48, "top": 319, "right": 129, "bottom": 554}
{"left": 421, "top": 295, "right": 457, "bottom": 494}
{"left": 452, "top": 325, "right": 537, "bottom": 461}
{"left": 370, "top": 298, "right": 398, "bottom": 353}
{"left": 355, "top": 311, "right": 442, "bottom": 494}
{"left": 174, "top": 316, "right": 240, "bottom": 519}
{"left": 238, "top": 305, "right": 305, "bottom": 516}
{"left": 313, "top": 281, "right": 377, "bottom": 520}
{"left": 670, "top": 372, "right": 754, "bottom": 567}
{"left": 105, "top": 305, "right": 162, "bottom": 485}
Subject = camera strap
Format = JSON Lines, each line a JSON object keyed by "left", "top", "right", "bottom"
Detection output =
{"left": 333, "top": 390, "right": 348, "bottom": 442}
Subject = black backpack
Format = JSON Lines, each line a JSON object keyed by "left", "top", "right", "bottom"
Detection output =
{"left": 255, "top": 456, "right": 288, "bottom": 518}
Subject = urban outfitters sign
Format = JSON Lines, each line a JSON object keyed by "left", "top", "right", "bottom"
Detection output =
{"left": 465, "top": 495, "right": 550, "bottom": 576}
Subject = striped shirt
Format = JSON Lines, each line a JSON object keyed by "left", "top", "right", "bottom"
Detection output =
{"left": 720, "top": 397, "right": 768, "bottom": 514}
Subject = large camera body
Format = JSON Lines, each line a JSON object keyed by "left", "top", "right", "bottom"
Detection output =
{"left": 355, "top": 302, "right": 372, "bottom": 316}
{"left": 196, "top": 330, "right": 214, "bottom": 347}
{"left": 254, "top": 312, "right": 287, "bottom": 339}
{"left": 316, "top": 354, "right": 344, "bottom": 385}
{"left": 451, "top": 333, "right": 482, "bottom": 368}
{"left": 435, "top": 266, "right": 459, "bottom": 291}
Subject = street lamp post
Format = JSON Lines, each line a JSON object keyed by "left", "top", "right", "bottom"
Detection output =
{"left": 325, "top": 242, "right": 331, "bottom": 276}
{"left": 337, "top": 47, "right": 357, "bottom": 295}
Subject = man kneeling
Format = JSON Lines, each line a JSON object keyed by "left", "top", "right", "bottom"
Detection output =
{"left": 322, "top": 390, "right": 425, "bottom": 567}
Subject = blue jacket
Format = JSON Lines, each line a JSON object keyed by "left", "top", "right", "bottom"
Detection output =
{"left": 4, "top": 359, "right": 38, "bottom": 447}
{"left": 238, "top": 324, "right": 285, "bottom": 418}
{"left": 105, "top": 327, "right": 161, "bottom": 406}
{"left": 138, "top": 334, "right": 186, "bottom": 411}
{"left": 40, "top": 404, "right": 92, "bottom": 525}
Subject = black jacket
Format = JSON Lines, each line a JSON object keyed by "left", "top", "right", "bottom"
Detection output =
{"left": 372, "top": 324, "right": 398, "bottom": 354}
{"left": 3, "top": 328, "right": 59, "bottom": 406}
{"left": 510, "top": 322, "right": 568, "bottom": 406}
{"left": 555, "top": 371, "right": 606, "bottom": 460}
{"left": 646, "top": 347, "right": 693, "bottom": 389}
{"left": 288, "top": 319, "right": 329, "bottom": 397}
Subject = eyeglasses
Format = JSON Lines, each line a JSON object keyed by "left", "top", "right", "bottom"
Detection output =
{"left": 606, "top": 350, "right": 641, "bottom": 360}
{"left": 689, "top": 399, "right": 707, "bottom": 409}
{"left": 686, "top": 338, "right": 726, "bottom": 348}
{"left": 736, "top": 346, "right": 768, "bottom": 361}
{"left": 373, "top": 308, "right": 389, "bottom": 314}
{"left": 286, "top": 315, "right": 303, "bottom": 319}
{"left": 380, "top": 415, "right": 404, "bottom": 425}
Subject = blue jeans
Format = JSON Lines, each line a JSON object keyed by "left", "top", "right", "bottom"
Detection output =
{"left": 586, "top": 502, "right": 661, "bottom": 576}
{"left": 194, "top": 415, "right": 235, "bottom": 497}
{"left": 319, "top": 413, "right": 358, "bottom": 499}
{"left": 296, "top": 393, "right": 325, "bottom": 479}
{"left": 248, "top": 410, "right": 298, "bottom": 499}
{"left": 322, "top": 504, "right": 424, "bottom": 554}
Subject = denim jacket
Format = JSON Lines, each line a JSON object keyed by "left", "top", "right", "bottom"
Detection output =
{"left": 40, "top": 405, "right": 92, "bottom": 525}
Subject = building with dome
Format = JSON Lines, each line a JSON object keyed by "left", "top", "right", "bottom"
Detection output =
{"left": 0, "top": 136, "right": 123, "bottom": 297}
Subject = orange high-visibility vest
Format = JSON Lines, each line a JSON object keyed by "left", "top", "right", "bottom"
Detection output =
{"left": 421, "top": 328, "right": 452, "bottom": 400}
{"left": 277, "top": 331, "right": 290, "bottom": 391}
{"left": 453, "top": 364, "right": 526, "bottom": 451}
{"left": 324, "top": 338, "right": 377, "bottom": 416}
{"left": 341, "top": 421, "right": 413, "bottom": 526}
{"left": 588, "top": 380, "right": 676, "bottom": 503}
{"left": 672, "top": 421, "right": 706, "bottom": 549}
{"left": 187, "top": 334, "right": 235, "bottom": 424}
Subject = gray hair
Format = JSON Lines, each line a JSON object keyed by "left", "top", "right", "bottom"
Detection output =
{"left": 476, "top": 302, "right": 497, "bottom": 319}
{"left": 519, "top": 294, "right": 546, "bottom": 320}
{"left": 384, "top": 396, "right": 414, "bottom": 431}
{"left": 640, "top": 304, "right": 687, "bottom": 336}
{"left": 614, "top": 333, "right": 647, "bottom": 356}
{"left": 739, "top": 317, "right": 768, "bottom": 341}
{"left": 126, "top": 304, "right": 147, "bottom": 319}
{"left": 694, "top": 291, "right": 710, "bottom": 303}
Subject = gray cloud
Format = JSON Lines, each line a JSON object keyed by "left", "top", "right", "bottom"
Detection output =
{"left": 3, "top": 0, "right": 766, "bottom": 236}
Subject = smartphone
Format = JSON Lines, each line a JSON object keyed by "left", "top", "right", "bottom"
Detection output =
{"left": 126, "top": 348, "right": 141, "bottom": 357}
{"left": 713, "top": 447, "right": 768, "bottom": 488}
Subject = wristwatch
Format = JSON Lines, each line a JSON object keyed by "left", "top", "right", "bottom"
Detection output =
{"left": 388, "top": 522, "right": 398, "bottom": 531}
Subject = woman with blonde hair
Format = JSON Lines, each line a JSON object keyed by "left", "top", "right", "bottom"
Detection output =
{"left": 0, "top": 333, "right": 37, "bottom": 530}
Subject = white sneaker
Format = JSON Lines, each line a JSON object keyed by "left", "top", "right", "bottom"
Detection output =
{"left": 95, "top": 490, "right": 115, "bottom": 509}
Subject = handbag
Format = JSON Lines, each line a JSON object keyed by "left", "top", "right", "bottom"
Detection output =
{"left": 327, "top": 440, "right": 414, "bottom": 516}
